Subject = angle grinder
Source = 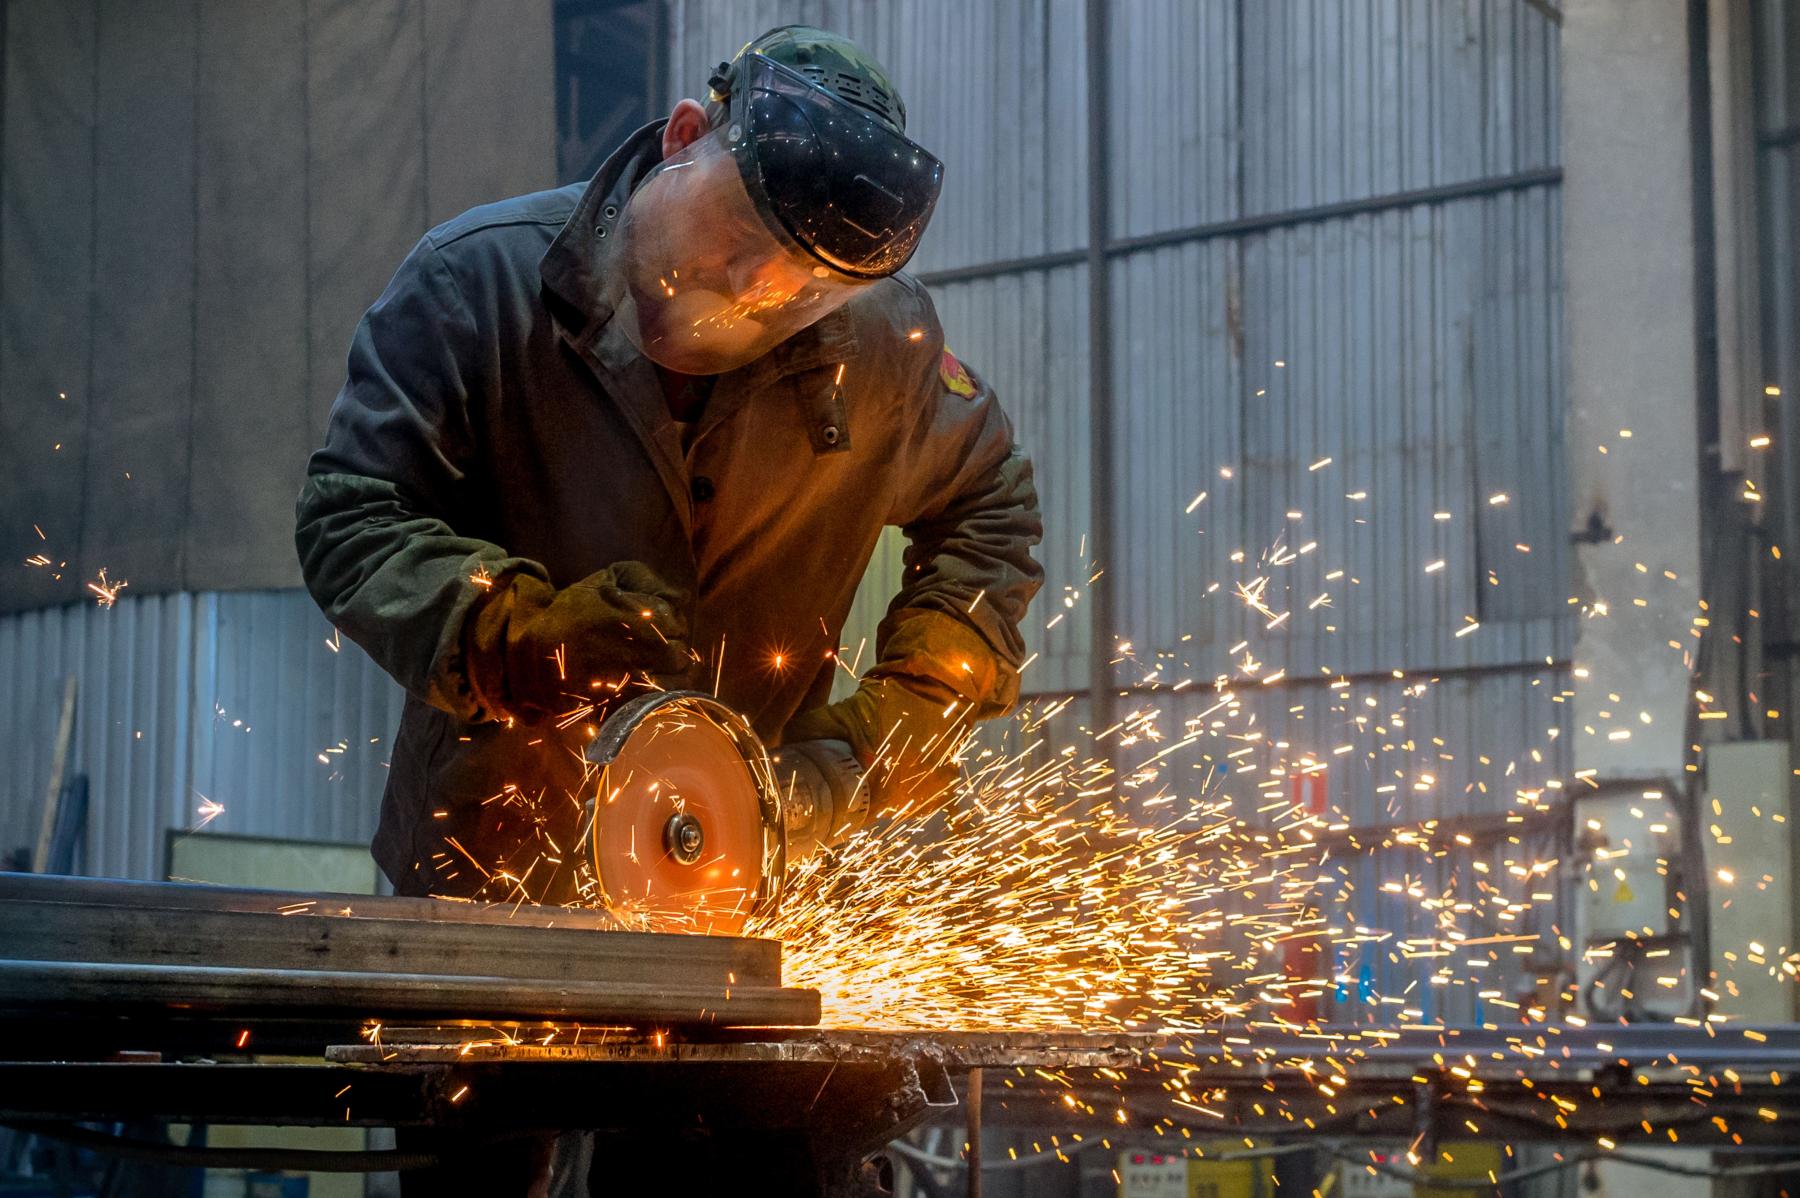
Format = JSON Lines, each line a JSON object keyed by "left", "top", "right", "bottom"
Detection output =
{"left": 583, "top": 691, "right": 871, "bottom": 934}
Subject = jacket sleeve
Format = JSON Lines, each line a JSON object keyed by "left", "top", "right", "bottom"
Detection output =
{"left": 882, "top": 281, "right": 1045, "bottom": 704}
{"left": 295, "top": 235, "right": 545, "bottom": 721}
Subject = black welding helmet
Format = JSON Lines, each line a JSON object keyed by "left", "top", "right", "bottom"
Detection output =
{"left": 719, "top": 44, "right": 943, "bottom": 279}
{"left": 612, "top": 29, "right": 943, "bottom": 374}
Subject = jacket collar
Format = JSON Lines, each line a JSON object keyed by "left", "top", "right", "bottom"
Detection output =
{"left": 539, "top": 120, "right": 665, "bottom": 329}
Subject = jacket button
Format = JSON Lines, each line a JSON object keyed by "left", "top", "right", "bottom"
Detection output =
{"left": 691, "top": 476, "right": 715, "bottom": 503}
{"left": 821, "top": 425, "right": 840, "bottom": 446}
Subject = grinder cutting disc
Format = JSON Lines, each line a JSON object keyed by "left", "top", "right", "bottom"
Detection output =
{"left": 586, "top": 692, "right": 784, "bottom": 935}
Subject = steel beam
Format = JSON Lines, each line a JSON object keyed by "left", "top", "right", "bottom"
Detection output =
{"left": 0, "top": 873, "right": 813, "bottom": 1029}
{"left": 0, "top": 872, "right": 621, "bottom": 929}
{"left": 0, "top": 958, "right": 818, "bottom": 1027}
{"left": 0, "top": 895, "right": 779, "bottom": 987}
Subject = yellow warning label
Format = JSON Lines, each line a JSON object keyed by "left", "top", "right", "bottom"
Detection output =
{"left": 1612, "top": 879, "right": 1635, "bottom": 904}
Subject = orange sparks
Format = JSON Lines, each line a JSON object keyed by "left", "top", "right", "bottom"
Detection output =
{"left": 87, "top": 568, "right": 127, "bottom": 607}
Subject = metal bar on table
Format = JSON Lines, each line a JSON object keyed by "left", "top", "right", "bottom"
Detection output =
{"left": 0, "top": 958, "right": 820, "bottom": 1028}
{"left": 0, "top": 872, "right": 620, "bottom": 931}
{"left": 0, "top": 896, "right": 780, "bottom": 987}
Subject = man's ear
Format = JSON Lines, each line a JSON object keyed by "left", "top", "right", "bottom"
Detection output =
{"left": 662, "top": 99, "right": 711, "bottom": 159}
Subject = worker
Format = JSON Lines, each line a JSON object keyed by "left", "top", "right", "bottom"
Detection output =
{"left": 296, "top": 24, "right": 1041, "bottom": 1190}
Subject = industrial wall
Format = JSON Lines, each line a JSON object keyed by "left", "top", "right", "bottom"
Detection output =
{"left": 677, "top": 0, "right": 1570, "bottom": 1017}
{"left": 0, "top": 0, "right": 555, "bottom": 869}
{"left": 0, "top": 0, "right": 557, "bottom": 613}
{"left": 1, "top": 0, "right": 1573, "bottom": 997}
{"left": 0, "top": 591, "right": 401, "bottom": 881}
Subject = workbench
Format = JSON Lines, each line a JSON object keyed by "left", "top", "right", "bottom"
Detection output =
{"left": 6, "top": 874, "right": 1800, "bottom": 1196}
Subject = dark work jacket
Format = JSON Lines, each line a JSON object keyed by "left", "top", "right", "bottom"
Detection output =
{"left": 296, "top": 123, "right": 1042, "bottom": 901}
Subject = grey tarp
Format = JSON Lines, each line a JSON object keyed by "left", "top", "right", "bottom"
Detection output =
{"left": 0, "top": 0, "right": 556, "bottom": 613}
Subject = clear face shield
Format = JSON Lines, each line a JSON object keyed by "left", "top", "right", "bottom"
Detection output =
{"left": 612, "top": 53, "right": 944, "bottom": 375}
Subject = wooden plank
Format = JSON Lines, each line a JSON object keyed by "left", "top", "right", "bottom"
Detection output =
{"left": 0, "top": 899, "right": 779, "bottom": 989}
{"left": 0, "top": 960, "right": 819, "bottom": 1028}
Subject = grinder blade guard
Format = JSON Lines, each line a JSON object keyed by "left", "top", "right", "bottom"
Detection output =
{"left": 585, "top": 691, "right": 786, "bottom": 935}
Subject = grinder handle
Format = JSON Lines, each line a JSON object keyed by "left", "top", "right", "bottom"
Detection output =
{"left": 770, "top": 738, "right": 869, "bottom": 861}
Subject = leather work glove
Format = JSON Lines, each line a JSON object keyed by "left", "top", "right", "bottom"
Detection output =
{"left": 463, "top": 562, "right": 693, "bottom": 722}
{"left": 783, "top": 608, "right": 1018, "bottom": 819}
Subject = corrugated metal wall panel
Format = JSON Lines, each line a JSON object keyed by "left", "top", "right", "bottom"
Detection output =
{"left": 1758, "top": 2, "right": 1800, "bottom": 630}
{"left": 1237, "top": 0, "right": 1559, "bottom": 220}
{"left": 1108, "top": 237, "right": 1243, "bottom": 671}
{"left": 0, "top": 0, "right": 557, "bottom": 610}
{"left": 1124, "top": 663, "right": 1571, "bottom": 1018}
{"left": 1111, "top": 190, "right": 1566, "bottom": 685}
{"left": 1, "top": 591, "right": 402, "bottom": 881}
{"left": 1109, "top": 0, "right": 1239, "bottom": 236}
{"left": 1756, "top": 0, "right": 1800, "bottom": 132}
{"left": 665, "top": 0, "right": 1568, "bottom": 724}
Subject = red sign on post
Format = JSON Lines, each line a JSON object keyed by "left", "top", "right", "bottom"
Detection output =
{"left": 1282, "top": 769, "right": 1328, "bottom": 1021}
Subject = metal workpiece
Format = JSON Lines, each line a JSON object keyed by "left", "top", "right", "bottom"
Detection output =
{"left": 1, "top": 872, "right": 815, "bottom": 1029}
{"left": 325, "top": 1027, "right": 1161, "bottom": 1070}
{"left": 0, "top": 959, "right": 818, "bottom": 1027}
{"left": 0, "top": 871, "right": 622, "bottom": 930}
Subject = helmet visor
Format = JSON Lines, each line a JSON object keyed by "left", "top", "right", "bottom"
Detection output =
{"left": 730, "top": 52, "right": 943, "bottom": 279}
{"left": 613, "top": 129, "right": 870, "bottom": 375}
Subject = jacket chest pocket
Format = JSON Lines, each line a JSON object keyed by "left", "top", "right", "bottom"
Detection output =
{"left": 779, "top": 366, "right": 853, "bottom": 456}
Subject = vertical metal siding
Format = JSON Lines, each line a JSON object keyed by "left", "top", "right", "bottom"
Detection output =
{"left": 666, "top": 0, "right": 1571, "bottom": 1013}
{"left": 1758, "top": 1, "right": 1800, "bottom": 626}
{"left": 667, "top": 2, "right": 1565, "bottom": 695}
{"left": 931, "top": 268, "right": 1094, "bottom": 695}
{"left": 1113, "top": 193, "right": 1566, "bottom": 684}
{"left": 1125, "top": 662, "right": 1572, "bottom": 1013}
{"left": 1, "top": 591, "right": 402, "bottom": 881}
{"left": 1237, "top": 0, "right": 1559, "bottom": 218}
{"left": 1109, "top": 0, "right": 1239, "bottom": 237}
{"left": 1109, "top": 0, "right": 1565, "bottom": 687}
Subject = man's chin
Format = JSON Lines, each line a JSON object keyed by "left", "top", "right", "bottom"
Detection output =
{"left": 638, "top": 299, "right": 768, "bottom": 373}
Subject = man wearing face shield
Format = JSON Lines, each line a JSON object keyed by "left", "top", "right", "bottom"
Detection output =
{"left": 300, "top": 13, "right": 1036, "bottom": 1138}
{"left": 299, "top": 23, "right": 1039, "bottom": 1187}
{"left": 300, "top": 21, "right": 1040, "bottom": 892}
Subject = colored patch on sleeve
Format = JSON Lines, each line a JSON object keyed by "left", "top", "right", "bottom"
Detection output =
{"left": 939, "top": 349, "right": 978, "bottom": 399}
